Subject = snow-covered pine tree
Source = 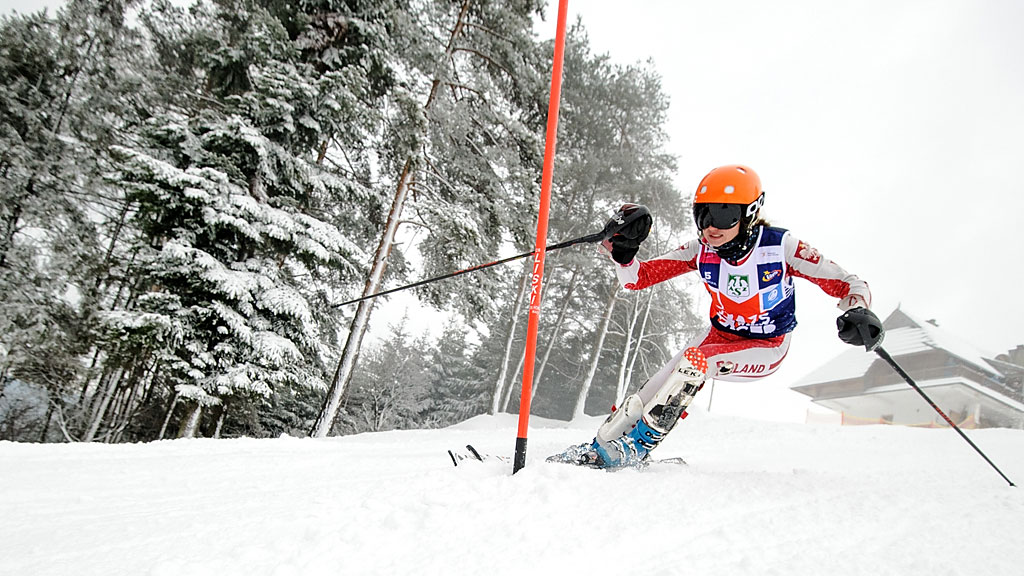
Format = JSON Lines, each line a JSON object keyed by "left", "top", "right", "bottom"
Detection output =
{"left": 1, "top": 1, "right": 696, "bottom": 438}
{"left": 488, "top": 23, "right": 699, "bottom": 420}
{"left": 313, "top": 0, "right": 549, "bottom": 436}
{"left": 0, "top": 11, "right": 88, "bottom": 441}
{"left": 405, "top": 0, "right": 548, "bottom": 318}
{"left": 340, "top": 315, "right": 431, "bottom": 433}
{"left": 425, "top": 319, "right": 488, "bottom": 427}
{"left": 0, "top": 1, "right": 164, "bottom": 441}
{"left": 94, "top": 0, "right": 378, "bottom": 439}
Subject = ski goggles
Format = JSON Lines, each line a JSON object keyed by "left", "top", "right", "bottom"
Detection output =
{"left": 694, "top": 203, "right": 744, "bottom": 230}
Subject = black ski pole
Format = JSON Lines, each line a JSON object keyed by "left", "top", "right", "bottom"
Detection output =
{"left": 333, "top": 204, "right": 651, "bottom": 309}
{"left": 332, "top": 231, "right": 603, "bottom": 308}
{"left": 875, "top": 346, "right": 1016, "bottom": 487}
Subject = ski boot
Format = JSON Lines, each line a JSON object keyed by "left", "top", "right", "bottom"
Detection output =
{"left": 546, "top": 393, "right": 646, "bottom": 468}
{"left": 549, "top": 348, "right": 708, "bottom": 469}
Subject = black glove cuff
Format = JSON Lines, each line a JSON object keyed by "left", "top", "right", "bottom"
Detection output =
{"left": 611, "top": 245, "right": 638, "bottom": 265}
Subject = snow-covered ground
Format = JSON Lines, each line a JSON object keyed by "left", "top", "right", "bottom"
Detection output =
{"left": 2, "top": 409, "right": 1022, "bottom": 576}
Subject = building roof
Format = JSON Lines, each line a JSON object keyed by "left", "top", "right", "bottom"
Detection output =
{"left": 792, "top": 308, "right": 1002, "bottom": 387}
{"left": 987, "top": 355, "right": 1024, "bottom": 378}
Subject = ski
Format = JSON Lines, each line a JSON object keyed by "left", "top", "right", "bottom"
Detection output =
{"left": 545, "top": 450, "right": 688, "bottom": 471}
{"left": 448, "top": 444, "right": 511, "bottom": 467}
{"left": 448, "top": 444, "right": 685, "bottom": 469}
{"left": 646, "top": 456, "right": 688, "bottom": 467}
{"left": 557, "top": 456, "right": 688, "bottom": 471}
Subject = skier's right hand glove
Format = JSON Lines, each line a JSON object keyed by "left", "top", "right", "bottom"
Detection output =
{"left": 837, "top": 307, "right": 884, "bottom": 352}
{"left": 602, "top": 204, "right": 652, "bottom": 265}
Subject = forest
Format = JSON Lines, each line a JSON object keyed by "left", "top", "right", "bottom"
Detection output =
{"left": 0, "top": 0, "right": 704, "bottom": 443}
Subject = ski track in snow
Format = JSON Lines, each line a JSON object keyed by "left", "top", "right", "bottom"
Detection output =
{"left": 2, "top": 411, "right": 1023, "bottom": 576}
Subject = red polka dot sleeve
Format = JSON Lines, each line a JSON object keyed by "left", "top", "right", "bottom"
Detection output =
{"left": 614, "top": 241, "right": 701, "bottom": 290}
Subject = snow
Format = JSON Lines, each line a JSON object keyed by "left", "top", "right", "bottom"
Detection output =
{"left": 174, "top": 383, "right": 220, "bottom": 406}
{"left": 2, "top": 410, "right": 1022, "bottom": 576}
{"left": 896, "top": 310, "right": 1002, "bottom": 376}
{"left": 251, "top": 330, "right": 303, "bottom": 367}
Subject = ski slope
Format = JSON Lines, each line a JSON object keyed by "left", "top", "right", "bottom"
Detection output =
{"left": 2, "top": 409, "right": 1022, "bottom": 576}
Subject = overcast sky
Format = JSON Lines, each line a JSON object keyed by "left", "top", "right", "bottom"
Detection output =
{"left": 1, "top": 0, "right": 59, "bottom": 15}
{"left": 551, "top": 0, "right": 1024, "bottom": 420}
{"left": 5, "top": 0, "right": 1023, "bottom": 421}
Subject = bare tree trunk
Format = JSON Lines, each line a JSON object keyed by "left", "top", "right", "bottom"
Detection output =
{"left": 311, "top": 159, "right": 407, "bottom": 438}
{"left": 614, "top": 291, "right": 641, "bottom": 406}
{"left": 573, "top": 282, "right": 618, "bottom": 419}
{"left": 158, "top": 392, "right": 179, "bottom": 440}
{"left": 109, "top": 360, "right": 154, "bottom": 443}
{"left": 311, "top": 0, "right": 474, "bottom": 438}
{"left": 178, "top": 403, "right": 202, "bottom": 439}
{"left": 138, "top": 364, "right": 160, "bottom": 408}
{"left": 213, "top": 401, "right": 227, "bottom": 439}
{"left": 622, "top": 290, "right": 655, "bottom": 403}
{"left": 79, "top": 349, "right": 105, "bottom": 406}
{"left": 52, "top": 32, "right": 98, "bottom": 137}
{"left": 106, "top": 387, "right": 130, "bottom": 443}
{"left": 83, "top": 367, "right": 123, "bottom": 442}
{"left": 616, "top": 289, "right": 655, "bottom": 406}
{"left": 502, "top": 277, "right": 549, "bottom": 413}
{"left": 39, "top": 402, "right": 55, "bottom": 443}
{"left": 316, "top": 139, "right": 329, "bottom": 166}
{"left": 0, "top": 201, "right": 22, "bottom": 268}
{"left": 502, "top": 344, "right": 528, "bottom": 413}
{"left": 106, "top": 361, "right": 141, "bottom": 439}
{"left": 491, "top": 270, "right": 529, "bottom": 414}
{"left": 108, "top": 250, "right": 138, "bottom": 311}
{"left": 93, "top": 200, "right": 133, "bottom": 294}
{"left": 530, "top": 267, "right": 579, "bottom": 402}
{"left": 103, "top": 355, "right": 151, "bottom": 443}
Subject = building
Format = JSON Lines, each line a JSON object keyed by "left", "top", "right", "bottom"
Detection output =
{"left": 791, "top": 308, "right": 1024, "bottom": 429}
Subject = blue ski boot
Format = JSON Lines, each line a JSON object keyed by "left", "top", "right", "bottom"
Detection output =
{"left": 597, "top": 348, "right": 708, "bottom": 467}
{"left": 549, "top": 348, "right": 708, "bottom": 469}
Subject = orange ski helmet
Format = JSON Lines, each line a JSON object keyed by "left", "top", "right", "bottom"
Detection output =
{"left": 694, "top": 164, "right": 762, "bottom": 205}
{"left": 692, "top": 165, "right": 765, "bottom": 231}
{"left": 692, "top": 165, "right": 767, "bottom": 262}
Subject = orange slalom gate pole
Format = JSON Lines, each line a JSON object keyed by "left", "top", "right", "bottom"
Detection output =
{"left": 513, "top": 0, "right": 570, "bottom": 474}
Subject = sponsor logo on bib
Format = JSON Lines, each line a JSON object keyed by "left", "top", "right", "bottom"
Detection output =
{"left": 727, "top": 274, "right": 750, "bottom": 298}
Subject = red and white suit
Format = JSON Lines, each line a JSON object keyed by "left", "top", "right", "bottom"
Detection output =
{"left": 615, "top": 226, "right": 871, "bottom": 404}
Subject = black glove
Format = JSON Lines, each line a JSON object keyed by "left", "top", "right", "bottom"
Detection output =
{"left": 605, "top": 204, "right": 652, "bottom": 265}
{"left": 837, "top": 307, "right": 884, "bottom": 352}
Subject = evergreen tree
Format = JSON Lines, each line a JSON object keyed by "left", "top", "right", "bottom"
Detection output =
{"left": 0, "top": 1, "right": 693, "bottom": 439}
{"left": 426, "top": 319, "right": 488, "bottom": 427}
{"left": 340, "top": 316, "right": 430, "bottom": 433}
{"left": 485, "top": 23, "right": 699, "bottom": 420}
{"left": 312, "top": 0, "right": 549, "bottom": 436}
{"left": 0, "top": 1, "right": 160, "bottom": 441}
{"left": 96, "top": 0, "right": 382, "bottom": 439}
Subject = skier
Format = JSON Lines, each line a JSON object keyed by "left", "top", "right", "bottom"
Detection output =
{"left": 551, "top": 164, "right": 884, "bottom": 468}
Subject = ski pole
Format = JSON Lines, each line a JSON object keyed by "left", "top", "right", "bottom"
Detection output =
{"left": 333, "top": 231, "right": 602, "bottom": 308}
{"left": 875, "top": 346, "right": 1016, "bottom": 487}
{"left": 334, "top": 204, "right": 651, "bottom": 308}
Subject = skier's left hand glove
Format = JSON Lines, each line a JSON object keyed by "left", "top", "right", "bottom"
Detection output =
{"left": 837, "top": 307, "right": 884, "bottom": 352}
{"left": 601, "top": 204, "right": 652, "bottom": 265}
